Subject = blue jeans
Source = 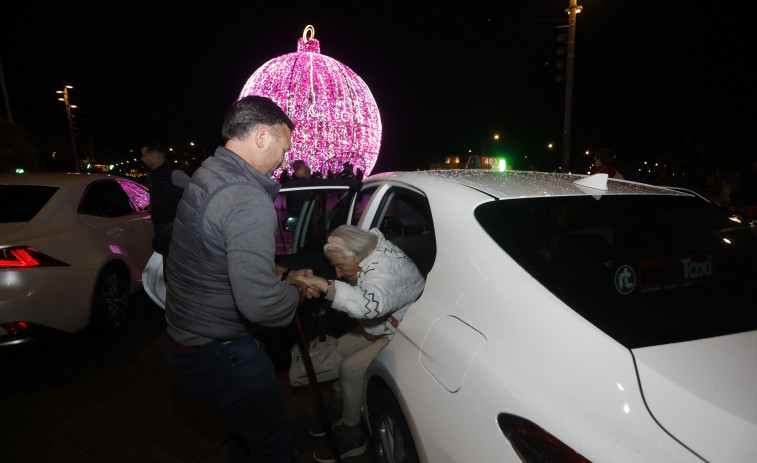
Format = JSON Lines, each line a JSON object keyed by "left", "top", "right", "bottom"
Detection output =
{"left": 166, "top": 336, "right": 292, "bottom": 463}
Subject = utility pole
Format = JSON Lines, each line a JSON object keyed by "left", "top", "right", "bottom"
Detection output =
{"left": 0, "top": 58, "right": 12, "bottom": 122}
{"left": 56, "top": 83, "right": 80, "bottom": 172}
{"left": 560, "top": 0, "right": 581, "bottom": 172}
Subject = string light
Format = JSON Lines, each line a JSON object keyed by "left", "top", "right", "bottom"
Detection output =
{"left": 239, "top": 25, "right": 382, "bottom": 178}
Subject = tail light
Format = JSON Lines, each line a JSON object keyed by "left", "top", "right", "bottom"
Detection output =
{"left": 0, "top": 246, "right": 69, "bottom": 269}
{"left": 498, "top": 413, "right": 592, "bottom": 463}
{"left": 1, "top": 322, "right": 39, "bottom": 335}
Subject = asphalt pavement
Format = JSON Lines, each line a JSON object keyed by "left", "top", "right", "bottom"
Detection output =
{"left": 0, "top": 289, "right": 374, "bottom": 463}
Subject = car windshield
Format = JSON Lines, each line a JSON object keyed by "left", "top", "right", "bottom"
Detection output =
{"left": 0, "top": 185, "right": 59, "bottom": 222}
{"left": 475, "top": 195, "right": 757, "bottom": 348}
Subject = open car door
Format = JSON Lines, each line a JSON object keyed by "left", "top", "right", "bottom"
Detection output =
{"left": 274, "top": 178, "right": 363, "bottom": 273}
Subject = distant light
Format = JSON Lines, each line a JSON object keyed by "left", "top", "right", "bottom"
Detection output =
{"left": 723, "top": 238, "right": 732, "bottom": 244}
{"left": 15, "top": 168, "right": 24, "bottom": 174}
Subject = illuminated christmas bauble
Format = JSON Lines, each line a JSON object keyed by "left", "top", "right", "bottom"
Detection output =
{"left": 239, "top": 26, "right": 382, "bottom": 178}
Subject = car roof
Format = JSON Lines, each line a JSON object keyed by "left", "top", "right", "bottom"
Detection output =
{"left": 365, "top": 169, "right": 687, "bottom": 200}
{"left": 0, "top": 172, "right": 125, "bottom": 188}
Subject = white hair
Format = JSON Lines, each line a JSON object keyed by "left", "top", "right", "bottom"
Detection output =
{"left": 323, "top": 225, "right": 378, "bottom": 262}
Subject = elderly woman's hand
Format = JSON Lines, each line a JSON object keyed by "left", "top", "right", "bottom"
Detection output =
{"left": 295, "top": 274, "right": 329, "bottom": 298}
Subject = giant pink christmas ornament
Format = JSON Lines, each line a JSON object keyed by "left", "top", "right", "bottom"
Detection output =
{"left": 239, "top": 25, "right": 382, "bottom": 178}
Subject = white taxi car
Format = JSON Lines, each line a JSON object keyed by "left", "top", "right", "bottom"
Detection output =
{"left": 275, "top": 169, "right": 756, "bottom": 463}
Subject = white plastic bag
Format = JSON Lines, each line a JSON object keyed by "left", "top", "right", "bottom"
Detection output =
{"left": 142, "top": 251, "right": 166, "bottom": 309}
{"left": 289, "top": 334, "right": 343, "bottom": 386}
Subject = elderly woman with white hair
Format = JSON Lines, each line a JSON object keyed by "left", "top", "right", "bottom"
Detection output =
{"left": 296, "top": 224, "right": 425, "bottom": 462}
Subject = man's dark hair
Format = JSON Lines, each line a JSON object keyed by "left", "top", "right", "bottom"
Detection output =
{"left": 143, "top": 141, "right": 169, "bottom": 162}
{"left": 594, "top": 148, "right": 617, "bottom": 166}
{"left": 221, "top": 95, "right": 294, "bottom": 142}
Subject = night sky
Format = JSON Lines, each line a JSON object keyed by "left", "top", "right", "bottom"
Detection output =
{"left": 2, "top": 1, "right": 755, "bottom": 174}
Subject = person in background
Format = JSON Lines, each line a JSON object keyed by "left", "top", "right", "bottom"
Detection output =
{"left": 164, "top": 96, "right": 308, "bottom": 463}
{"left": 286, "top": 159, "right": 312, "bottom": 221}
{"left": 140, "top": 141, "right": 190, "bottom": 265}
{"left": 590, "top": 148, "right": 624, "bottom": 179}
{"left": 291, "top": 159, "right": 310, "bottom": 179}
{"left": 296, "top": 224, "right": 425, "bottom": 462}
{"left": 338, "top": 161, "right": 355, "bottom": 180}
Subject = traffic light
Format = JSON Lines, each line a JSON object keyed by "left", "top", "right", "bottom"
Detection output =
{"left": 555, "top": 32, "right": 568, "bottom": 83}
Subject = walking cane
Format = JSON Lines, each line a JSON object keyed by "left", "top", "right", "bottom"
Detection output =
{"left": 293, "top": 310, "right": 343, "bottom": 463}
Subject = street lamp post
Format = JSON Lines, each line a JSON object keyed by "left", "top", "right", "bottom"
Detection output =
{"left": 56, "top": 84, "right": 80, "bottom": 172}
{"left": 560, "top": 0, "right": 582, "bottom": 172}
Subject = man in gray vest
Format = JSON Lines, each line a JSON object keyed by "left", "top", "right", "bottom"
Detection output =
{"left": 165, "top": 96, "right": 307, "bottom": 462}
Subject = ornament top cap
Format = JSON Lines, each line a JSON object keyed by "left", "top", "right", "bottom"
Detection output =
{"left": 297, "top": 25, "right": 320, "bottom": 53}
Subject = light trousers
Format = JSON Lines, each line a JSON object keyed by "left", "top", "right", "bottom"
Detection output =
{"left": 335, "top": 328, "right": 390, "bottom": 426}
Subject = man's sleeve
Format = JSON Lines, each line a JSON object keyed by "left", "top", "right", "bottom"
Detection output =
{"left": 171, "top": 170, "right": 191, "bottom": 189}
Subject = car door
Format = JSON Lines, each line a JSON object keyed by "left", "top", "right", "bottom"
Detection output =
{"left": 274, "top": 179, "right": 364, "bottom": 273}
{"left": 355, "top": 183, "right": 437, "bottom": 277}
{"left": 78, "top": 179, "right": 153, "bottom": 277}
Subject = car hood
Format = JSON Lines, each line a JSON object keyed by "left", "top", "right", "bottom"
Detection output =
{"left": 632, "top": 330, "right": 757, "bottom": 462}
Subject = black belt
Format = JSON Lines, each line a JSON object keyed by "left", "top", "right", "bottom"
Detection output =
{"left": 172, "top": 338, "right": 234, "bottom": 353}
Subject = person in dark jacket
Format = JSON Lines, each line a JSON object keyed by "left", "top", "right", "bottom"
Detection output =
{"left": 164, "top": 96, "right": 308, "bottom": 463}
{"left": 140, "top": 142, "right": 189, "bottom": 262}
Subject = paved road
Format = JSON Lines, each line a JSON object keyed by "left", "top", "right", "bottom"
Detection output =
{"left": 0, "top": 290, "right": 372, "bottom": 462}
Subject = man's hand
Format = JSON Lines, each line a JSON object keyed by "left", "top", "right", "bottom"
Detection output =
{"left": 295, "top": 274, "right": 329, "bottom": 299}
{"left": 289, "top": 268, "right": 314, "bottom": 279}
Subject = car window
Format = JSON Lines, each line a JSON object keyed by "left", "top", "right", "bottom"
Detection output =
{"left": 351, "top": 185, "right": 378, "bottom": 226}
{"left": 475, "top": 195, "right": 757, "bottom": 348}
{"left": 371, "top": 188, "right": 436, "bottom": 276}
{"left": 117, "top": 179, "right": 150, "bottom": 212}
{"left": 79, "top": 180, "right": 136, "bottom": 217}
{"left": 0, "top": 185, "right": 58, "bottom": 222}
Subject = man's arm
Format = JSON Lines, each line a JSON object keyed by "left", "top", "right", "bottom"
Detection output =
{"left": 209, "top": 185, "right": 300, "bottom": 327}
{"left": 171, "top": 170, "right": 191, "bottom": 189}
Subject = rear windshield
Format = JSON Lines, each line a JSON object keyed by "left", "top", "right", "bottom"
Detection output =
{"left": 475, "top": 195, "right": 757, "bottom": 348}
{"left": 0, "top": 185, "right": 59, "bottom": 222}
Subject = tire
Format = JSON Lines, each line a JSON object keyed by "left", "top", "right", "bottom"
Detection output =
{"left": 370, "top": 387, "right": 420, "bottom": 463}
{"left": 91, "top": 263, "right": 130, "bottom": 332}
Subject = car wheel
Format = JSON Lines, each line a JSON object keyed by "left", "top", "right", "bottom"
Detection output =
{"left": 370, "top": 387, "right": 419, "bottom": 463}
{"left": 91, "top": 263, "right": 130, "bottom": 332}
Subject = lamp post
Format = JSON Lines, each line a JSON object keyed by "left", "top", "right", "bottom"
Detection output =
{"left": 56, "top": 84, "right": 80, "bottom": 172}
{"left": 560, "top": 0, "right": 582, "bottom": 172}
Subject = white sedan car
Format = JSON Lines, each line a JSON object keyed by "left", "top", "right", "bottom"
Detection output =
{"left": 0, "top": 172, "right": 153, "bottom": 346}
{"left": 275, "top": 170, "right": 757, "bottom": 463}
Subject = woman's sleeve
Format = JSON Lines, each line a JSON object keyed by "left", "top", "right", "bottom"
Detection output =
{"left": 331, "top": 256, "right": 423, "bottom": 319}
